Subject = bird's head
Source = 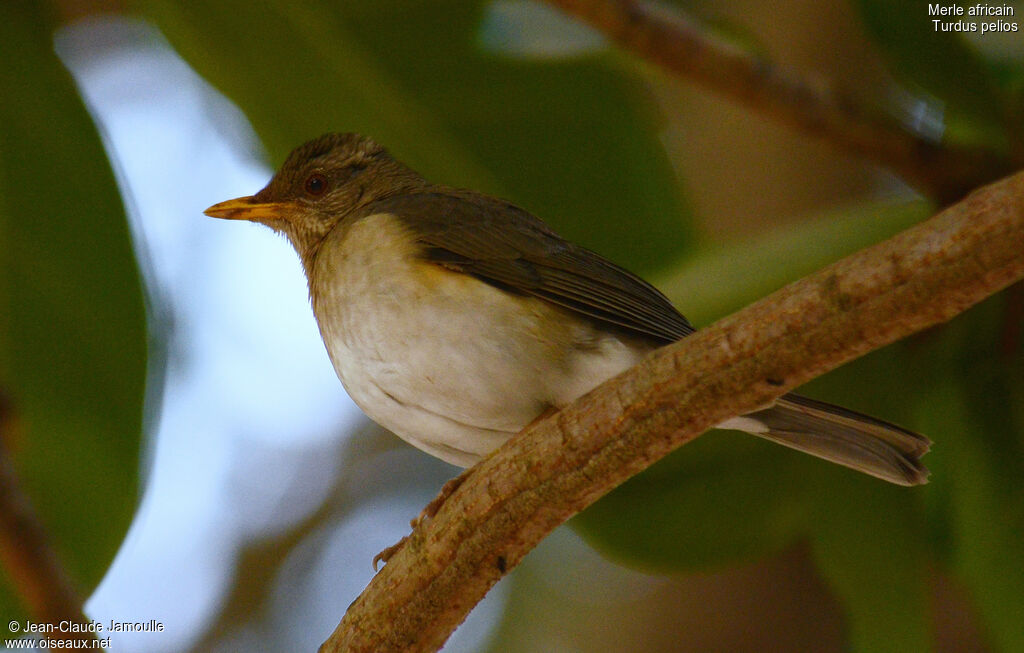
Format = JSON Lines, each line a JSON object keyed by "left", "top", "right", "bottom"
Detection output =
{"left": 205, "top": 133, "right": 424, "bottom": 256}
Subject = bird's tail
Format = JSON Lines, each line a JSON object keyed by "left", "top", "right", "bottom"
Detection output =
{"left": 731, "top": 393, "right": 931, "bottom": 486}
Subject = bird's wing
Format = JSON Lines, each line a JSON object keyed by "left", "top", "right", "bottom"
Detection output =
{"left": 371, "top": 190, "right": 694, "bottom": 344}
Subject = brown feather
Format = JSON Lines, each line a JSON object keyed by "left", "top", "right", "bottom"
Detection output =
{"left": 365, "top": 190, "right": 695, "bottom": 343}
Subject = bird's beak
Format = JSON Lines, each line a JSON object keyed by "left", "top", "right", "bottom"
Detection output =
{"left": 204, "top": 196, "right": 293, "bottom": 222}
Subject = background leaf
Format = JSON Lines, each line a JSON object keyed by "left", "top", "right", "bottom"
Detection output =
{"left": 574, "top": 434, "right": 809, "bottom": 571}
{"left": 807, "top": 471, "right": 929, "bottom": 652}
{"left": 910, "top": 294, "right": 1024, "bottom": 652}
{"left": 0, "top": 0, "right": 146, "bottom": 624}
{"left": 853, "top": 0, "right": 1011, "bottom": 147}
{"left": 656, "top": 199, "right": 932, "bottom": 325}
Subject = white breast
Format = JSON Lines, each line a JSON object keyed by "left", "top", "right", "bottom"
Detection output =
{"left": 308, "top": 213, "right": 649, "bottom": 466}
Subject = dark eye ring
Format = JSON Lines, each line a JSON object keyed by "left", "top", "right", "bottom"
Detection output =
{"left": 304, "top": 173, "right": 328, "bottom": 196}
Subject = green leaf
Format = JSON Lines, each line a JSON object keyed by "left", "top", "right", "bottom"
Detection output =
{"left": 573, "top": 433, "right": 810, "bottom": 572}
{"left": 132, "top": 0, "right": 692, "bottom": 274}
{"left": 0, "top": 0, "right": 145, "bottom": 621}
{"left": 914, "top": 295, "right": 1024, "bottom": 652}
{"left": 808, "top": 467, "right": 929, "bottom": 652}
{"left": 802, "top": 345, "right": 932, "bottom": 652}
{"left": 853, "top": 0, "right": 1009, "bottom": 147}
{"left": 805, "top": 290, "right": 1023, "bottom": 652}
{"left": 656, "top": 199, "right": 931, "bottom": 326}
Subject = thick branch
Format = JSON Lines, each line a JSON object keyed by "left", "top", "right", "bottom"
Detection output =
{"left": 544, "top": 0, "right": 1014, "bottom": 204}
{"left": 0, "top": 391, "right": 90, "bottom": 638}
{"left": 321, "top": 170, "right": 1024, "bottom": 653}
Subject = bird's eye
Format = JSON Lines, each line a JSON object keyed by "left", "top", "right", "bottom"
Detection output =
{"left": 304, "top": 173, "right": 328, "bottom": 196}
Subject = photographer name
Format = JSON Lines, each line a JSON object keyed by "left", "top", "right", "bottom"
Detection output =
{"left": 929, "top": 4, "right": 1018, "bottom": 32}
{"left": 15, "top": 619, "right": 164, "bottom": 634}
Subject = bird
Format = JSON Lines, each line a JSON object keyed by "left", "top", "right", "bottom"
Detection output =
{"left": 205, "top": 132, "right": 930, "bottom": 489}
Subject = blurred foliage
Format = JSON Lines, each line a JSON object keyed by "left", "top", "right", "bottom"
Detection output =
{"left": 911, "top": 296, "right": 1024, "bottom": 652}
{"left": 1, "top": 0, "right": 1021, "bottom": 651}
{"left": 851, "top": 0, "right": 1024, "bottom": 150}
{"left": 656, "top": 200, "right": 933, "bottom": 324}
{"left": 852, "top": 0, "right": 1014, "bottom": 147}
{"left": 0, "top": 0, "right": 145, "bottom": 625}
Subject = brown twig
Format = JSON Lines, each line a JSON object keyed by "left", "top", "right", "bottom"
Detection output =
{"left": 320, "top": 170, "right": 1024, "bottom": 652}
{"left": 543, "top": 0, "right": 1014, "bottom": 204}
{"left": 0, "top": 390, "right": 92, "bottom": 641}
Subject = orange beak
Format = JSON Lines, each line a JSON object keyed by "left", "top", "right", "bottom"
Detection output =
{"left": 204, "top": 196, "right": 294, "bottom": 222}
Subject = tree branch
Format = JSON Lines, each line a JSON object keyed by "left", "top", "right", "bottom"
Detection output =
{"left": 320, "top": 170, "right": 1024, "bottom": 652}
{"left": 0, "top": 390, "right": 91, "bottom": 640}
{"left": 543, "top": 0, "right": 1014, "bottom": 204}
